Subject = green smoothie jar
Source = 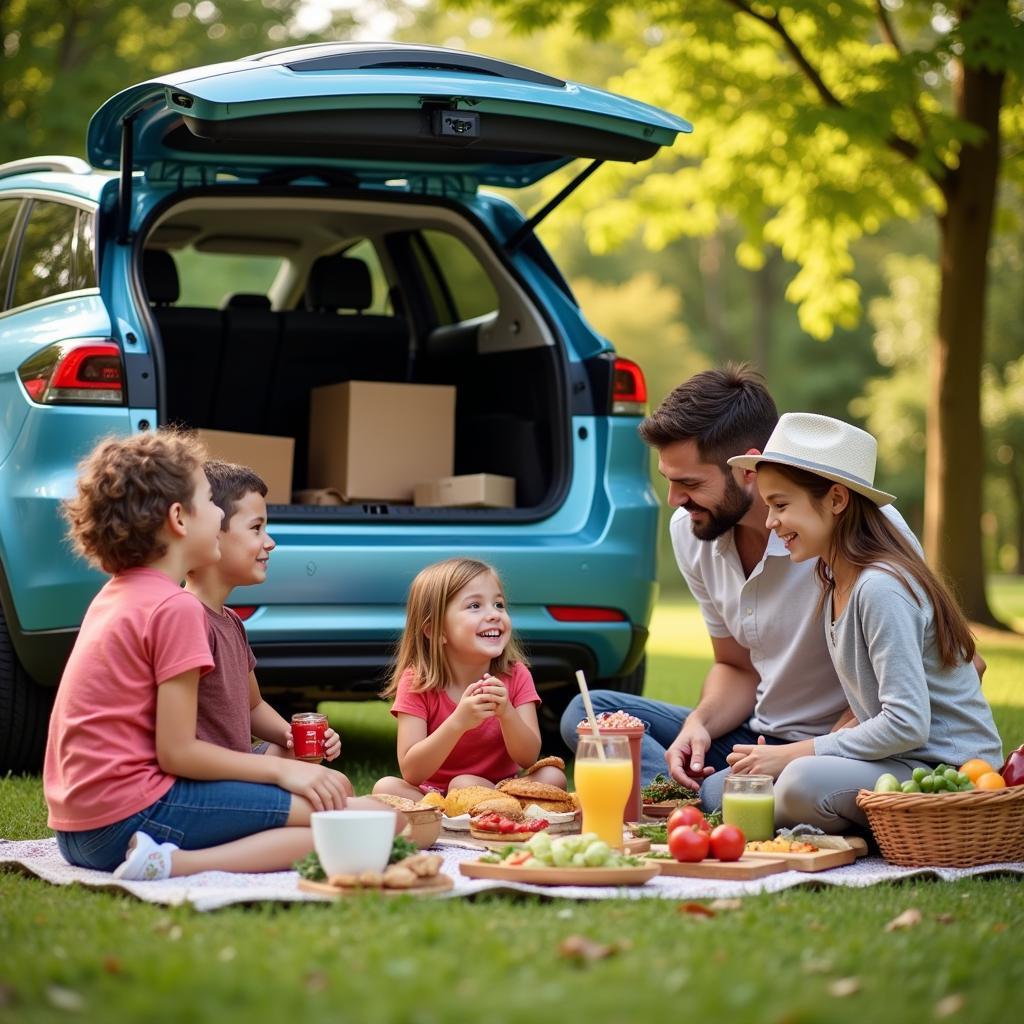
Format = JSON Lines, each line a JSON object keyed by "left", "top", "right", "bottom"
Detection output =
{"left": 722, "top": 774, "right": 775, "bottom": 841}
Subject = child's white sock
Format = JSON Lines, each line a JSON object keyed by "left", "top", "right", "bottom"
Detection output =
{"left": 112, "top": 831, "right": 178, "bottom": 881}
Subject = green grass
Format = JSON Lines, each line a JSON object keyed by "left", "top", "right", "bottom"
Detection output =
{"left": 2, "top": 585, "right": 1024, "bottom": 1024}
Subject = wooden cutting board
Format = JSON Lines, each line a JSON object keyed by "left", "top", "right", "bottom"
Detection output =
{"left": 297, "top": 873, "right": 453, "bottom": 898}
{"left": 646, "top": 855, "right": 787, "bottom": 880}
{"left": 459, "top": 860, "right": 659, "bottom": 887}
{"left": 742, "top": 837, "right": 867, "bottom": 872}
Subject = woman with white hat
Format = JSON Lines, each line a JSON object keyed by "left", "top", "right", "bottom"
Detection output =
{"left": 724, "top": 413, "right": 1002, "bottom": 833}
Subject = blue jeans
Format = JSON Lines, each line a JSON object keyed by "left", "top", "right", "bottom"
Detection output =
{"left": 559, "top": 691, "right": 789, "bottom": 812}
{"left": 55, "top": 778, "right": 291, "bottom": 872}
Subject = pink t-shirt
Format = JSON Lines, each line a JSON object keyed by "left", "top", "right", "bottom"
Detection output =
{"left": 195, "top": 604, "right": 257, "bottom": 754}
{"left": 44, "top": 568, "right": 214, "bottom": 831}
{"left": 390, "top": 662, "right": 540, "bottom": 791}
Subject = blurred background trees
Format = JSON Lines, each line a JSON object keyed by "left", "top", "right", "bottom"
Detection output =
{"left": 2, "top": 0, "right": 1021, "bottom": 619}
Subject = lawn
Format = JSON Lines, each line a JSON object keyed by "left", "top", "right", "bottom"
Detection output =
{"left": 2, "top": 585, "right": 1023, "bottom": 1024}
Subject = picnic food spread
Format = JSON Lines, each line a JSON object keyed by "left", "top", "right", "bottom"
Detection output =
{"left": 478, "top": 831, "right": 643, "bottom": 869}
{"left": 639, "top": 772, "right": 701, "bottom": 814}
{"left": 578, "top": 710, "right": 646, "bottom": 730}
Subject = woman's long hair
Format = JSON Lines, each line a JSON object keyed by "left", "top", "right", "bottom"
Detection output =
{"left": 381, "top": 558, "right": 528, "bottom": 698}
{"left": 768, "top": 463, "right": 975, "bottom": 667}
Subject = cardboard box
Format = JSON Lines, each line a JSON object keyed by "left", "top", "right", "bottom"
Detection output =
{"left": 414, "top": 473, "right": 516, "bottom": 509}
{"left": 197, "top": 429, "right": 295, "bottom": 505}
{"left": 308, "top": 381, "right": 455, "bottom": 502}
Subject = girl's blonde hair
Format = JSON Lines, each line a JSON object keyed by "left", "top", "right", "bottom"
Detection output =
{"left": 382, "top": 558, "right": 528, "bottom": 697}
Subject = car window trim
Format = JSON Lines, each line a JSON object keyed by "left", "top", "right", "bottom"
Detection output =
{"left": 0, "top": 197, "right": 29, "bottom": 310}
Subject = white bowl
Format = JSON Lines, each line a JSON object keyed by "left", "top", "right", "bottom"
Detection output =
{"left": 311, "top": 810, "right": 395, "bottom": 876}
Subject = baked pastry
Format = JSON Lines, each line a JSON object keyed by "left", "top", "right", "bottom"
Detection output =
{"left": 523, "top": 755, "right": 565, "bottom": 775}
{"left": 371, "top": 794, "right": 420, "bottom": 811}
{"left": 443, "top": 785, "right": 503, "bottom": 817}
{"left": 495, "top": 778, "right": 576, "bottom": 814}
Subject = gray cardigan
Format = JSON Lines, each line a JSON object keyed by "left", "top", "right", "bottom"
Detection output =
{"left": 813, "top": 567, "right": 1002, "bottom": 767}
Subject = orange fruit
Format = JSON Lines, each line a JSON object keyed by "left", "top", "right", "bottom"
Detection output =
{"left": 959, "top": 758, "right": 996, "bottom": 783}
{"left": 975, "top": 772, "right": 1007, "bottom": 790}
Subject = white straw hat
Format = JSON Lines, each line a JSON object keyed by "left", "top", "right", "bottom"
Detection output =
{"left": 727, "top": 412, "right": 895, "bottom": 506}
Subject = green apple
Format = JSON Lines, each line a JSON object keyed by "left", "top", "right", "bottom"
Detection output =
{"left": 873, "top": 773, "right": 901, "bottom": 793}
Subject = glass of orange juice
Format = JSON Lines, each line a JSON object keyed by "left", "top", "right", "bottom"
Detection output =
{"left": 574, "top": 735, "right": 632, "bottom": 849}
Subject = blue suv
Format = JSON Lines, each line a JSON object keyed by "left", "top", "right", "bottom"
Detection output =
{"left": 0, "top": 43, "right": 691, "bottom": 771}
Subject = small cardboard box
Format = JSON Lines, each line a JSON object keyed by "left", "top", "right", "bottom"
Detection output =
{"left": 197, "top": 429, "right": 295, "bottom": 505}
{"left": 414, "top": 473, "right": 516, "bottom": 509}
{"left": 308, "top": 381, "right": 455, "bottom": 502}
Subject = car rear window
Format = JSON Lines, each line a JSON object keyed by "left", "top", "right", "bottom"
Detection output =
{"left": 175, "top": 248, "right": 284, "bottom": 307}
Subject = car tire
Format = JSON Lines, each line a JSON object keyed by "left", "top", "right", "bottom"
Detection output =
{"left": 0, "top": 606, "right": 53, "bottom": 774}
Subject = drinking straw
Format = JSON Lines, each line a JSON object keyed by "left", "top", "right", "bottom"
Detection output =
{"left": 575, "top": 669, "right": 606, "bottom": 760}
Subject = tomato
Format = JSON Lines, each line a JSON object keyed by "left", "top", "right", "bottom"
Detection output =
{"left": 708, "top": 824, "right": 745, "bottom": 862}
{"left": 668, "top": 825, "right": 710, "bottom": 862}
{"left": 667, "top": 806, "right": 709, "bottom": 835}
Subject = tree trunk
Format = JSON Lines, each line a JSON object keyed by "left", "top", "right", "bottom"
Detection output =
{"left": 925, "top": 46, "right": 1004, "bottom": 626}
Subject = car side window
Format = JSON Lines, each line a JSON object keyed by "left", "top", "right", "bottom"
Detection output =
{"left": 417, "top": 230, "right": 499, "bottom": 325}
{"left": 11, "top": 200, "right": 79, "bottom": 308}
{"left": 73, "top": 210, "right": 97, "bottom": 291}
{"left": 0, "top": 199, "right": 25, "bottom": 309}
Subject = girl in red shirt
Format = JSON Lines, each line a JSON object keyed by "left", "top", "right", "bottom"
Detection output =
{"left": 374, "top": 558, "right": 567, "bottom": 798}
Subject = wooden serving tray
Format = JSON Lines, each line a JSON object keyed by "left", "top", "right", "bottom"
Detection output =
{"left": 298, "top": 874, "right": 453, "bottom": 898}
{"left": 742, "top": 836, "right": 867, "bottom": 872}
{"left": 459, "top": 860, "right": 659, "bottom": 887}
{"left": 646, "top": 855, "right": 787, "bottom": 880}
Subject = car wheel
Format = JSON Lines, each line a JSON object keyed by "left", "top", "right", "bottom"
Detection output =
{"left": 0, "top": 606, "right": 53, "bottom": 773}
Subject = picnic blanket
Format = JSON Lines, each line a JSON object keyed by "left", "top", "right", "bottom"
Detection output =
{"left": 3, "top": 837, "right": 1022, "bottom": 913}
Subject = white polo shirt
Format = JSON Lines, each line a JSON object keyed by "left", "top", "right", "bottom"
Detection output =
{"left": 669, "top": 504, "right": 918, "bottom": 740}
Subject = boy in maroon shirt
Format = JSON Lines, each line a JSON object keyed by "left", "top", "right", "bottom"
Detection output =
{"left": 185, "top": 461, "right": 343, "bottom": 763}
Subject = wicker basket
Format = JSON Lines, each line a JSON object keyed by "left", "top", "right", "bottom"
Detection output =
{"left": 855, "top": 786, "right": 1024, "bottom": 867}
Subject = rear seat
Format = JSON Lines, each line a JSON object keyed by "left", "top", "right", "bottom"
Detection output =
{"left": 270, "top": 254, "right": 409, "bottom": 481}
{"left": 213, "top": 293, "right": 281, "bottom": 433}
{"left": 143, "top": 250, "right": 223, "bottom": 427}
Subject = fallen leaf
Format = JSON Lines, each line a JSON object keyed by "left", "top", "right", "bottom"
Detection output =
{"left": 677, "top": 902, "right": 716, "bottom": 917}
{"left": 557, "top": 934, "right": 623, "bottom": 963}
{"left": 934, "top": 913, "right": 956, "bottom": 925}
{"left": 0, "top": 983, "right": 15, "bottom": 1008}
{"left": 807, "top": 920, "right": 826, "bottom": 932}
{"left": 708, "top": 898, "right": 742, "bottom": 911}
{"left": 934, "top": 994, "right": 965, "bottom": 1018}
{"left": 101, "top": 956, "right": 122, "bottom": 974}
{"left": 46, "top": 986, "right": 85, "bottom": 1012}
{"left": 827, "top": 977, "right": 860, "bottom": 998}
{"left": 991, "top": 922, "right": 1007, "bottom": 934}
{"left": 885, "top": 908, "right": 923, "bottom": 932}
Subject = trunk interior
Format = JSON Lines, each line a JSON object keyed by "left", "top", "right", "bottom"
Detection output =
{"left": 139, "top": 192, "right": 568, "bottom": 519}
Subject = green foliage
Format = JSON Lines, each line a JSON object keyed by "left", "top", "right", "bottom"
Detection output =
{"left": 0, "top": 0, "right": 356, "bottom": 163}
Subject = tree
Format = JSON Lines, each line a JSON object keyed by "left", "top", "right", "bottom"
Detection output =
{"left": 458, "top": 0, "right": 1024, "bottom": 624}
{"left": 0, "top": 0, "right": 357, "bottom": 163}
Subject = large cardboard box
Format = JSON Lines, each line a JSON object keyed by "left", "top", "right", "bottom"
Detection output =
{"left": 414, "top": 473, "right": 516, "bottom": 509}
{"left": 197, "top": 429, "right": 295, "bottom": 505}
{"left": 308, "top": 381, "right": 455, "bottom": 502}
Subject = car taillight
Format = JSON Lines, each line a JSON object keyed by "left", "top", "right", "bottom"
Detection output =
{"left": 612, "top": 357, "right": 647, "bottom": 415}
{"left": 546, "top": 606, "right": 627, "bottom": 622}
{"left": 229, "top": 606, "right": 259, "bottom": 621}
{"left": 18, "top": 341, "right": 124, "bottom": 405}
